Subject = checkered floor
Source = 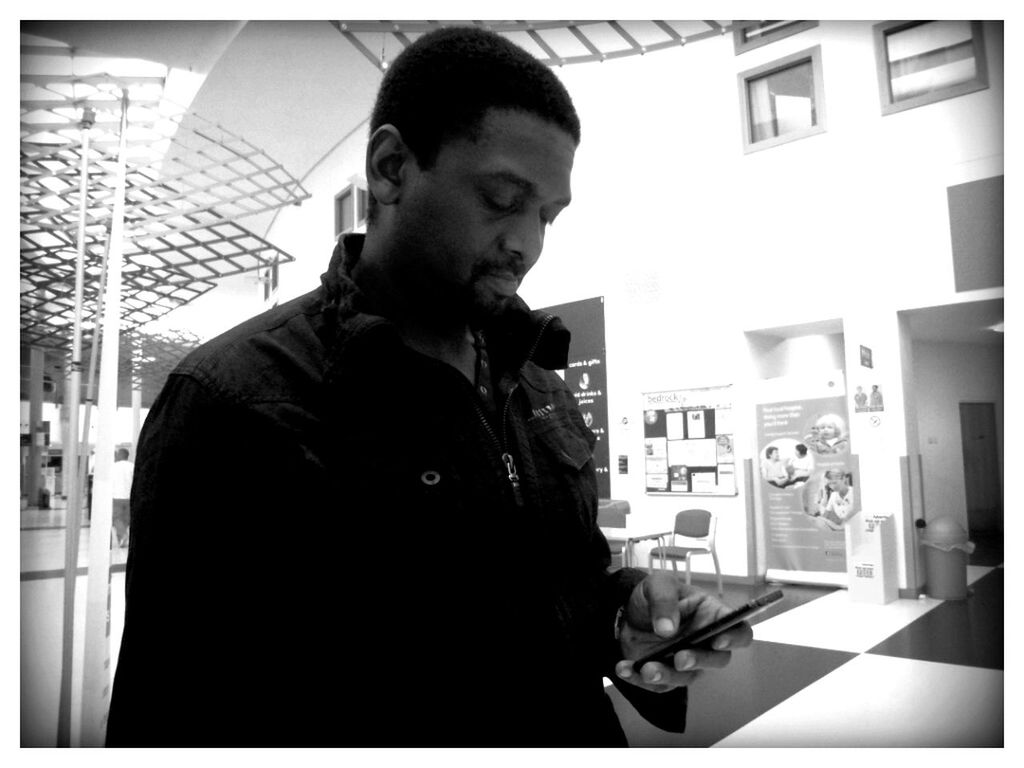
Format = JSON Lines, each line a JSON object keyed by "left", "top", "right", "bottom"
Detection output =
{"left": 21, "top": 506, "right": 1003, "bottom": 747}
{"left": 606, "top": 565, "right": 1003, "bottom": 747}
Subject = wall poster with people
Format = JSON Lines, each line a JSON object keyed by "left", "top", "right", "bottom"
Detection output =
{"left": 540, "top": 296, "right": 610, "bottom": 498}
{"left": 642, "top": 386, "right": 737, "bottom": 495}
{"left": 756, "top": 394, "right": 861, "bottom": 574}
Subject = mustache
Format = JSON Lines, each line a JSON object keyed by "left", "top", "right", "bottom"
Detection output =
{"left": 472, "top": 256, "right": 525, "bottom": 280}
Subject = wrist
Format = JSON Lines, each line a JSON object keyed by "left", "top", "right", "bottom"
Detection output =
{"left": 614, "top": 604, "right": 628, "bottom": 640}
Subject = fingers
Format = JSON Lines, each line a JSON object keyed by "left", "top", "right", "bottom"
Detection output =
{"left": 614, "top": 659, "right": 705, "bottom": 693}
{"left": 712, "top": 620, "right": 754, "bottom": 650}
{"left": 640, "top": 571, "right": 687, "bottom": 637}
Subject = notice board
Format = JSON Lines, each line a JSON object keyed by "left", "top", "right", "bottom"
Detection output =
{"left": 642, "top": 386, "right": 736, "bottom": 495}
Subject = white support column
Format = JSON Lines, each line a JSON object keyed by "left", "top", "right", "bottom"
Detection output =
{"left": 842, "top": 310, "right": 912, "bottom": 594}
{"left": 56, "top": 106, "right": 94, "bottom": 748}
{"left": 79, "top": 91, "right": 129, "bottom": 747}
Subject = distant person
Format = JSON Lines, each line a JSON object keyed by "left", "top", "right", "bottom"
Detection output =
{"left": 111, "top": 448, "right": 134, "bottom": 548}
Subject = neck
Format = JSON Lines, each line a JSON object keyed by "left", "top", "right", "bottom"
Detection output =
{"left": 351, "top": 235, "right": 477, "bottom": 381}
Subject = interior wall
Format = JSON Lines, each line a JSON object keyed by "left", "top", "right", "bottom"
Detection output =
{"left": 911, "top": 340, "right": 1004, "bottom": 531}
{"left": 265, "top": 21, "right": 1003, "bottom": 583}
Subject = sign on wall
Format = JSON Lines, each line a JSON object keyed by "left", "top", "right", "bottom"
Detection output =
{"left": 642, "top": 386, "right": 736, "bottom": 496}
{"left": 755, "top": 394, "right": 861, "bottom": 573}
{"left": 541, "top": 297, "right": 610, "bottom": 497}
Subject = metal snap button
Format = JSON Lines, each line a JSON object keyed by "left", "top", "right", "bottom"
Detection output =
{"left": 420, "top": 470, "right": 441, "bottom": 486}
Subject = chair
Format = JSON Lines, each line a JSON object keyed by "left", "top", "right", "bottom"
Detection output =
{"left": 598, "top": 499, "right": 630, "bottom": 569}
{"left": 648, "top": 509, "right": 722, "bottom": 595}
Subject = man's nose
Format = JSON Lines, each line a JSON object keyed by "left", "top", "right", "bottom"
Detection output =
{"left": 502, "top": 215, "right": 544, "bottom": 269}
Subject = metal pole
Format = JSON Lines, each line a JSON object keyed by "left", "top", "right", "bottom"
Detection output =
{"left": 131, "top": 332, "right": 143, "bottom": 450}
{"left": 27, "top": 347, "right": 45, "bottom": 506}
{"left": 56, "top": 107, "right": 95, "bottom": 747}
{"left": 80, "top": 90, "right": 130, "bottom": 746}
{"left": 78, "top": 232, "right": 111, "bottom": 504}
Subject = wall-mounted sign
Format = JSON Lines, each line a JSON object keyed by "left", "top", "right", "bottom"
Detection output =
{"left": 642, "top": 386, "right": 736, "bottom": 496}
{"left": 540, "top": 297, "right": 610, "bottom": 497}
{"left": 756, "top": 394, "right": 860, "bottom": 573}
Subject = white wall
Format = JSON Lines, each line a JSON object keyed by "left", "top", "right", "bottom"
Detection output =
{"left": 272, "top": 117, "right": 375, "bottom": 303}
{"left": 911, "top": 340, "right": 1004, "bottom": 530}
{"left": 265, "top": 21, "right": 1004, "bottom": 583}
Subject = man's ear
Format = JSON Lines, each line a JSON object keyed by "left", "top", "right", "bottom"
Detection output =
{"left": 366, "top": 124, "right": 413, "bottom": 207}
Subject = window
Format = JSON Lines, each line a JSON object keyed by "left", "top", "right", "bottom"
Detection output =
{"left": 873, "top": 21, "right": 988, "bottom": 115}
{"left": 738, "top": 47, "right": 825, "bottom": 153}
{"left": 334, "top": 183, "right": 368, "bottom": 238}
{"left": 733, "top": 21, "right": 817, "bottom": 55}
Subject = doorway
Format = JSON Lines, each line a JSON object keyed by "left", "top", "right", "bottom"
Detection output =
{"left": 959, "top": 402, "right": 1002, "bottom": 565}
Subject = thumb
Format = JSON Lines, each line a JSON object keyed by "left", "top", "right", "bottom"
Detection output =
{"left": 642, "top": 572, "right": 684, "bottom": 637}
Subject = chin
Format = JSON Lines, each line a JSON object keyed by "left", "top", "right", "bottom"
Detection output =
{"left": 468, "top": 293, "right": 515, "bottom": 327}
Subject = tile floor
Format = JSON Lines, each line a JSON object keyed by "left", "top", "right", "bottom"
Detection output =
{"left": 20, "top": 505, "right": 1004, "bottom": 747}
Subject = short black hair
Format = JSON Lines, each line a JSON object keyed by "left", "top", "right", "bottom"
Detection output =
{"left": 366, "top": 25, "right": 581, "bottom": 221}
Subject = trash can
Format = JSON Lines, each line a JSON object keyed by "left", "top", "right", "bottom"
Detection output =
{"left": 918, "top": 517, "right": 975, "bottom": 600}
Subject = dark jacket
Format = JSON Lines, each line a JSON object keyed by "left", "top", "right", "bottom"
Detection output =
{"left": 106, "top": 235, "right": 686, "bottom": 746}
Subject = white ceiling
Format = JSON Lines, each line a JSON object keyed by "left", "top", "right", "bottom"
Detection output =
{"left": 21, "top": 20, "right": 1005, "bottom": 353}
{"left": 23, "top": 20, "right": 385, "bottom": 240}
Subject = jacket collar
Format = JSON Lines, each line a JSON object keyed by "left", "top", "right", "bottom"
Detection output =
{"left": 319, "top": 233, "right": 572, "bottom": 375}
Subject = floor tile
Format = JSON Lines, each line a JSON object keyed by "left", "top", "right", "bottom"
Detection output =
{"left": 869, "top": 567, "right": 1003, "bottom": 670}
{"left": 749, "top": 588, "right": 944, "bottom": 653}
{"left": 715, "top": 653, "right": 1003, "bottom": 747}
{"left": 606, "top": 640, "right": 857, "bottom": 746}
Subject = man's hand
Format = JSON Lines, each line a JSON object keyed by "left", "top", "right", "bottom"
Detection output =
{"left": 614, "top": 571, "right": 753, "bottom": 693}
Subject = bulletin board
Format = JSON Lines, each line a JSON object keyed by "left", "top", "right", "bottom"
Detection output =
{"left": 642, "top": 386, "right": 737, "bottom": 496}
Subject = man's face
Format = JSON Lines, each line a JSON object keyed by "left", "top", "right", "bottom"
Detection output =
{"left": 392, "top": 108, "right": 575, "bottom": 324}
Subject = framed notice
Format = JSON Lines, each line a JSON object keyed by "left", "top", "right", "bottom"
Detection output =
{"left": 643, "top": 386, "right": 737, "bottom": 496}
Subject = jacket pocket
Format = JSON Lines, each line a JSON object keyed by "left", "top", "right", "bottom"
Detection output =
{"left": 528, "top": 410, "right": 593, "bottom": 470}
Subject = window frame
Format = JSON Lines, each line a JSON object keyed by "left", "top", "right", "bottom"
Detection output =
{"left": 737, "top": 45, "right": 826, "bottom": 154}
{"left": 334, "top": 183, "right": 368, "bottom": 239}
{"left": 872, "top": 20, "right": 989, "bottom": 116}
{"left": 733, "top": 21, "right": 818, "bottom": 55}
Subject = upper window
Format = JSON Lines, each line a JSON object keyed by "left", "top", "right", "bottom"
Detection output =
{"left": 873, "top": 21, "right": 989, "bottom": 115}
{"left": 334, "top": 183, "right": 368, "bottom": 238}
{"left": 738, "top": 46, "right": 826, "bottom": 153}
{"left": 733, "top": 21, "right": 818, "bottom": 55}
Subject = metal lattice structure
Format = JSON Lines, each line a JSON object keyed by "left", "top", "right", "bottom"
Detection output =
{"left": 330, "top": 20, "right": 737, "bottom": 71}
{"left": 20, "top": 38, "right": 311, "bottom": 397}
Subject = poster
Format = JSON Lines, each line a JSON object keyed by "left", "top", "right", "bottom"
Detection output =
{"left": 540, "top": 297, "right": 610, "bottom": 497}
{"left": 756, "top": 395, "right": 860, "bottom": 573}
{"left": 642, "top": 386, "right": 736, "bottom": 495}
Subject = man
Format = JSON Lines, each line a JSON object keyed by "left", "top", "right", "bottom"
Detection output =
{"left": 111, "top": 447, "right": 134, "bottom": 547}
{"left": 107, "top": 26, "right": 751, "bottom": 747}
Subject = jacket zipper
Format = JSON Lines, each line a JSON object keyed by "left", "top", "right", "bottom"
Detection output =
{"left": 476, "top": 313, "right": 555, "bottom": 507}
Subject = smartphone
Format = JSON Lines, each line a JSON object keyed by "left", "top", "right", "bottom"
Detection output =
{"left": 631, "top": 589, "right": 784, "bottom": 673}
